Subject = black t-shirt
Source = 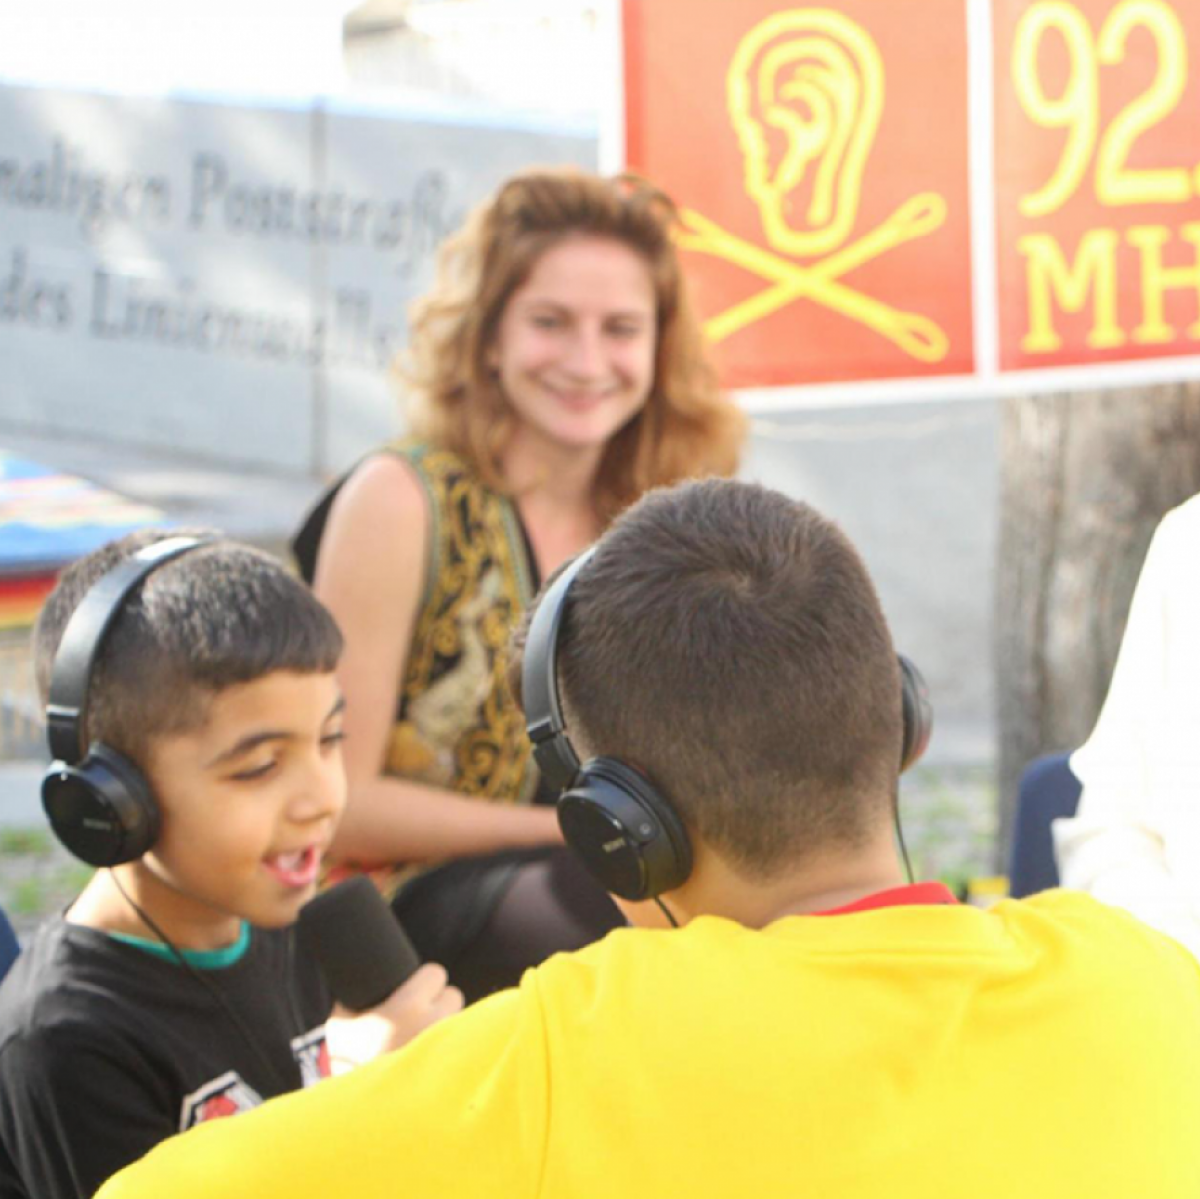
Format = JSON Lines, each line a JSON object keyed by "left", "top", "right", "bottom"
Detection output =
{"left": 0, "top": 917, "right": 331, "bottom": 1199}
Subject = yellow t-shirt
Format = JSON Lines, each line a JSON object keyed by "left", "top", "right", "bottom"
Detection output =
{"left": 99, "top": 890, "right": 1200, "bottom": 1198}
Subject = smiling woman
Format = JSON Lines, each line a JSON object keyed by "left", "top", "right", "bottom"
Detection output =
{"left": 489, "top": 236, "right": 656, "bottom": 461}
{"left": 293, "top": 166, "right": 747, "bottom": 1001}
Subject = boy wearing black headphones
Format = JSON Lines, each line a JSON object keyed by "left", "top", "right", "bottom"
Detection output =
{"left": 100, "top": 481, "right": 1200, "bottom": 1199}
{"left": 0, "top": 531, "right": 461, "bottom": 1199}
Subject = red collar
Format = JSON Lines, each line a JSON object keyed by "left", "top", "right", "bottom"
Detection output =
{"left": 816, "top": 882, "right": 958, "bottom": 916}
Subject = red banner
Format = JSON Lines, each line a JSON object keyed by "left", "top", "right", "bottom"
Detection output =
{"left": 994, "top": 0, "right": 1200, "bottom": 371}
{"left": 623, "top": 0, "right": 975, "bottom": 388}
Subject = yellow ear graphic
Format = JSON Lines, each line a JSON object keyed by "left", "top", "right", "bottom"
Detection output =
{"left": 728, "top": 8, "right": 884, "bottom": 259}
{"left": 675, "top": 6, "right": 949, "bottom": 362}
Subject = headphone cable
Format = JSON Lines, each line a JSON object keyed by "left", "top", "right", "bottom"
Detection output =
{"left": 652, "top": 896, "right": 679, "bottom": 929}
{"left": 894, "top": 809, "right": 915, "bottom": 886}
{"left": 108, "top": 870, "right": 300, "bottom": 1096}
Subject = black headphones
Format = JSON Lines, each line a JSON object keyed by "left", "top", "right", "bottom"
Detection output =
{"left": 42, "top": 536, "right": 211, "bottom": 868}
{"left": 523, "top": 547, "right": 934, "bottom": 902}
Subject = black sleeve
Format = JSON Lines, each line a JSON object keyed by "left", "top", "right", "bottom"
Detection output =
{"left": 0, "top": 1026, "right": 178, "bottom": 1199}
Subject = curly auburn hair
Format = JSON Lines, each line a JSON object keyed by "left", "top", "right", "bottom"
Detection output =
{"left": 397, "top": 167, "right": 746, "bottom": 522}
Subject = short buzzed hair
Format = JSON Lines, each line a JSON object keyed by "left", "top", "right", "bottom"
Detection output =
{"left": 33, "top": 528, "right": 343, "bottom": 764}
{"left": 511, "top": 480, "right": 903, "bottom": 879}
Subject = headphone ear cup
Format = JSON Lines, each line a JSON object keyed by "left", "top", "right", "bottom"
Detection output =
{"left": 898, "top": 655, "right": 933, "bottom": 773}
{"left": 557, "top": 757, "right": 692, "bottom": 902}
{"left": 42, "top": 743, "right": 161, "bottom": 868}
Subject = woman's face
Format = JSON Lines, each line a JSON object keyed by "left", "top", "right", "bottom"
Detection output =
{"left": 489, "top": 235, "right": 657, "bottom": 457}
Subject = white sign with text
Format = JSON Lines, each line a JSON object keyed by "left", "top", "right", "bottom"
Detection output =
{"left": 0, "top": 83, "right": 595, "bottom": 473}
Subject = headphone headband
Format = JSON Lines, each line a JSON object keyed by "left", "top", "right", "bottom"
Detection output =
{"left": 522, "top": 545, "right": 693, "bottom": 900}
{"left": 522, "top": 546, "right": 597, "bottom": 791}
{"left": 45, "top": 536, "right": 211, "bottom": 764}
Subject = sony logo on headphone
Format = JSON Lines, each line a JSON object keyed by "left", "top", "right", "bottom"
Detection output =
{"left": 602, "top": 837, "right": 626, "bottom": 854}
{"left": 82, "top": 818, "right": 115, "bottom": 831}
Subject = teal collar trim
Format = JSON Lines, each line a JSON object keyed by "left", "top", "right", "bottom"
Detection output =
{"left": 108, "top": 920, "right": 251, "bottom": 969}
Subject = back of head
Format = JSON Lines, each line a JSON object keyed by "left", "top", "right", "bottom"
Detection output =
{"left": 551, "top": 479, "right": 902, "bottom": 879}
{"left": 401, "top": 166, "right": 745, "bottom": 516}
{"left": 33, "top": 529, "right": 343, "bottom": 764}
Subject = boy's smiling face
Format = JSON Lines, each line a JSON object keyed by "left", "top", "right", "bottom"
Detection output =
{"left": 133, "top": 670, "right": 347, "bottom": 950}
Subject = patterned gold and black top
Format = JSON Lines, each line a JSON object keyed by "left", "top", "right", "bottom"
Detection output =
{"left": 293, "top": 441, "right": 541, "bottom": 896}
{"left": 383, "top": 442, "right": 538, "bottom": 806}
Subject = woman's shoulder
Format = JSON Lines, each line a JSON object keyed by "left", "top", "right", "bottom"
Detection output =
{"left": 293, "top": 442, "right": 434, "bottom": 583}
{"left": 301, "top": 447, "right": 433, "bottom": 597}
{"left": 331, "top": 446, "right": 430, "bottom": 530}
{"left": 295, "top": 439, "right": 493, "bottom": 586}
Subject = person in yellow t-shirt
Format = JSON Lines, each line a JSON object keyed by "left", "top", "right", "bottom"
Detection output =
{"left": 100, "top": 480, "right": 1200, "bottom": 1199}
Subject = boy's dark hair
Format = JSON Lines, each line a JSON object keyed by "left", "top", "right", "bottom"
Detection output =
{"left": 33, "top": 528, "right": 343, "bottom": 763}
{"left": 510, "top": 480, "right": 903, "bottom": 879}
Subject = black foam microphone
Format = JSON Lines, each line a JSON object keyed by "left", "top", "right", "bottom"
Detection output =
{"left": 297, "top": 876, "right": 422, "bottom": 1012}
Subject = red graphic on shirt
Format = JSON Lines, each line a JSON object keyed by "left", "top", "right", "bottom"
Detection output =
{"left": 179, "top": 1072, "right": 262, "bottom": 1130}
{"left": 178, "top": 1026, "right": 329, "bottom": 1130}
{"left": 195, "top": 1093, "right": 242, "bottom": 1121}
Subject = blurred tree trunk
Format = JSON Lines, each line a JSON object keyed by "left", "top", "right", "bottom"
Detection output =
{"left": 994, "top": 387, "right": 1200, "bottom": 870}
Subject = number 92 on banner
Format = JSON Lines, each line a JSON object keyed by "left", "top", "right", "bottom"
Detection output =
{"left": 995, "top": 0, "right": 1200, "bottom": 370}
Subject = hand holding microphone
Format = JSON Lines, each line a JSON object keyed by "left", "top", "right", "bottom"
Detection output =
{"left": 298, "top": 876, "right": 463, "bottom": 1072}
